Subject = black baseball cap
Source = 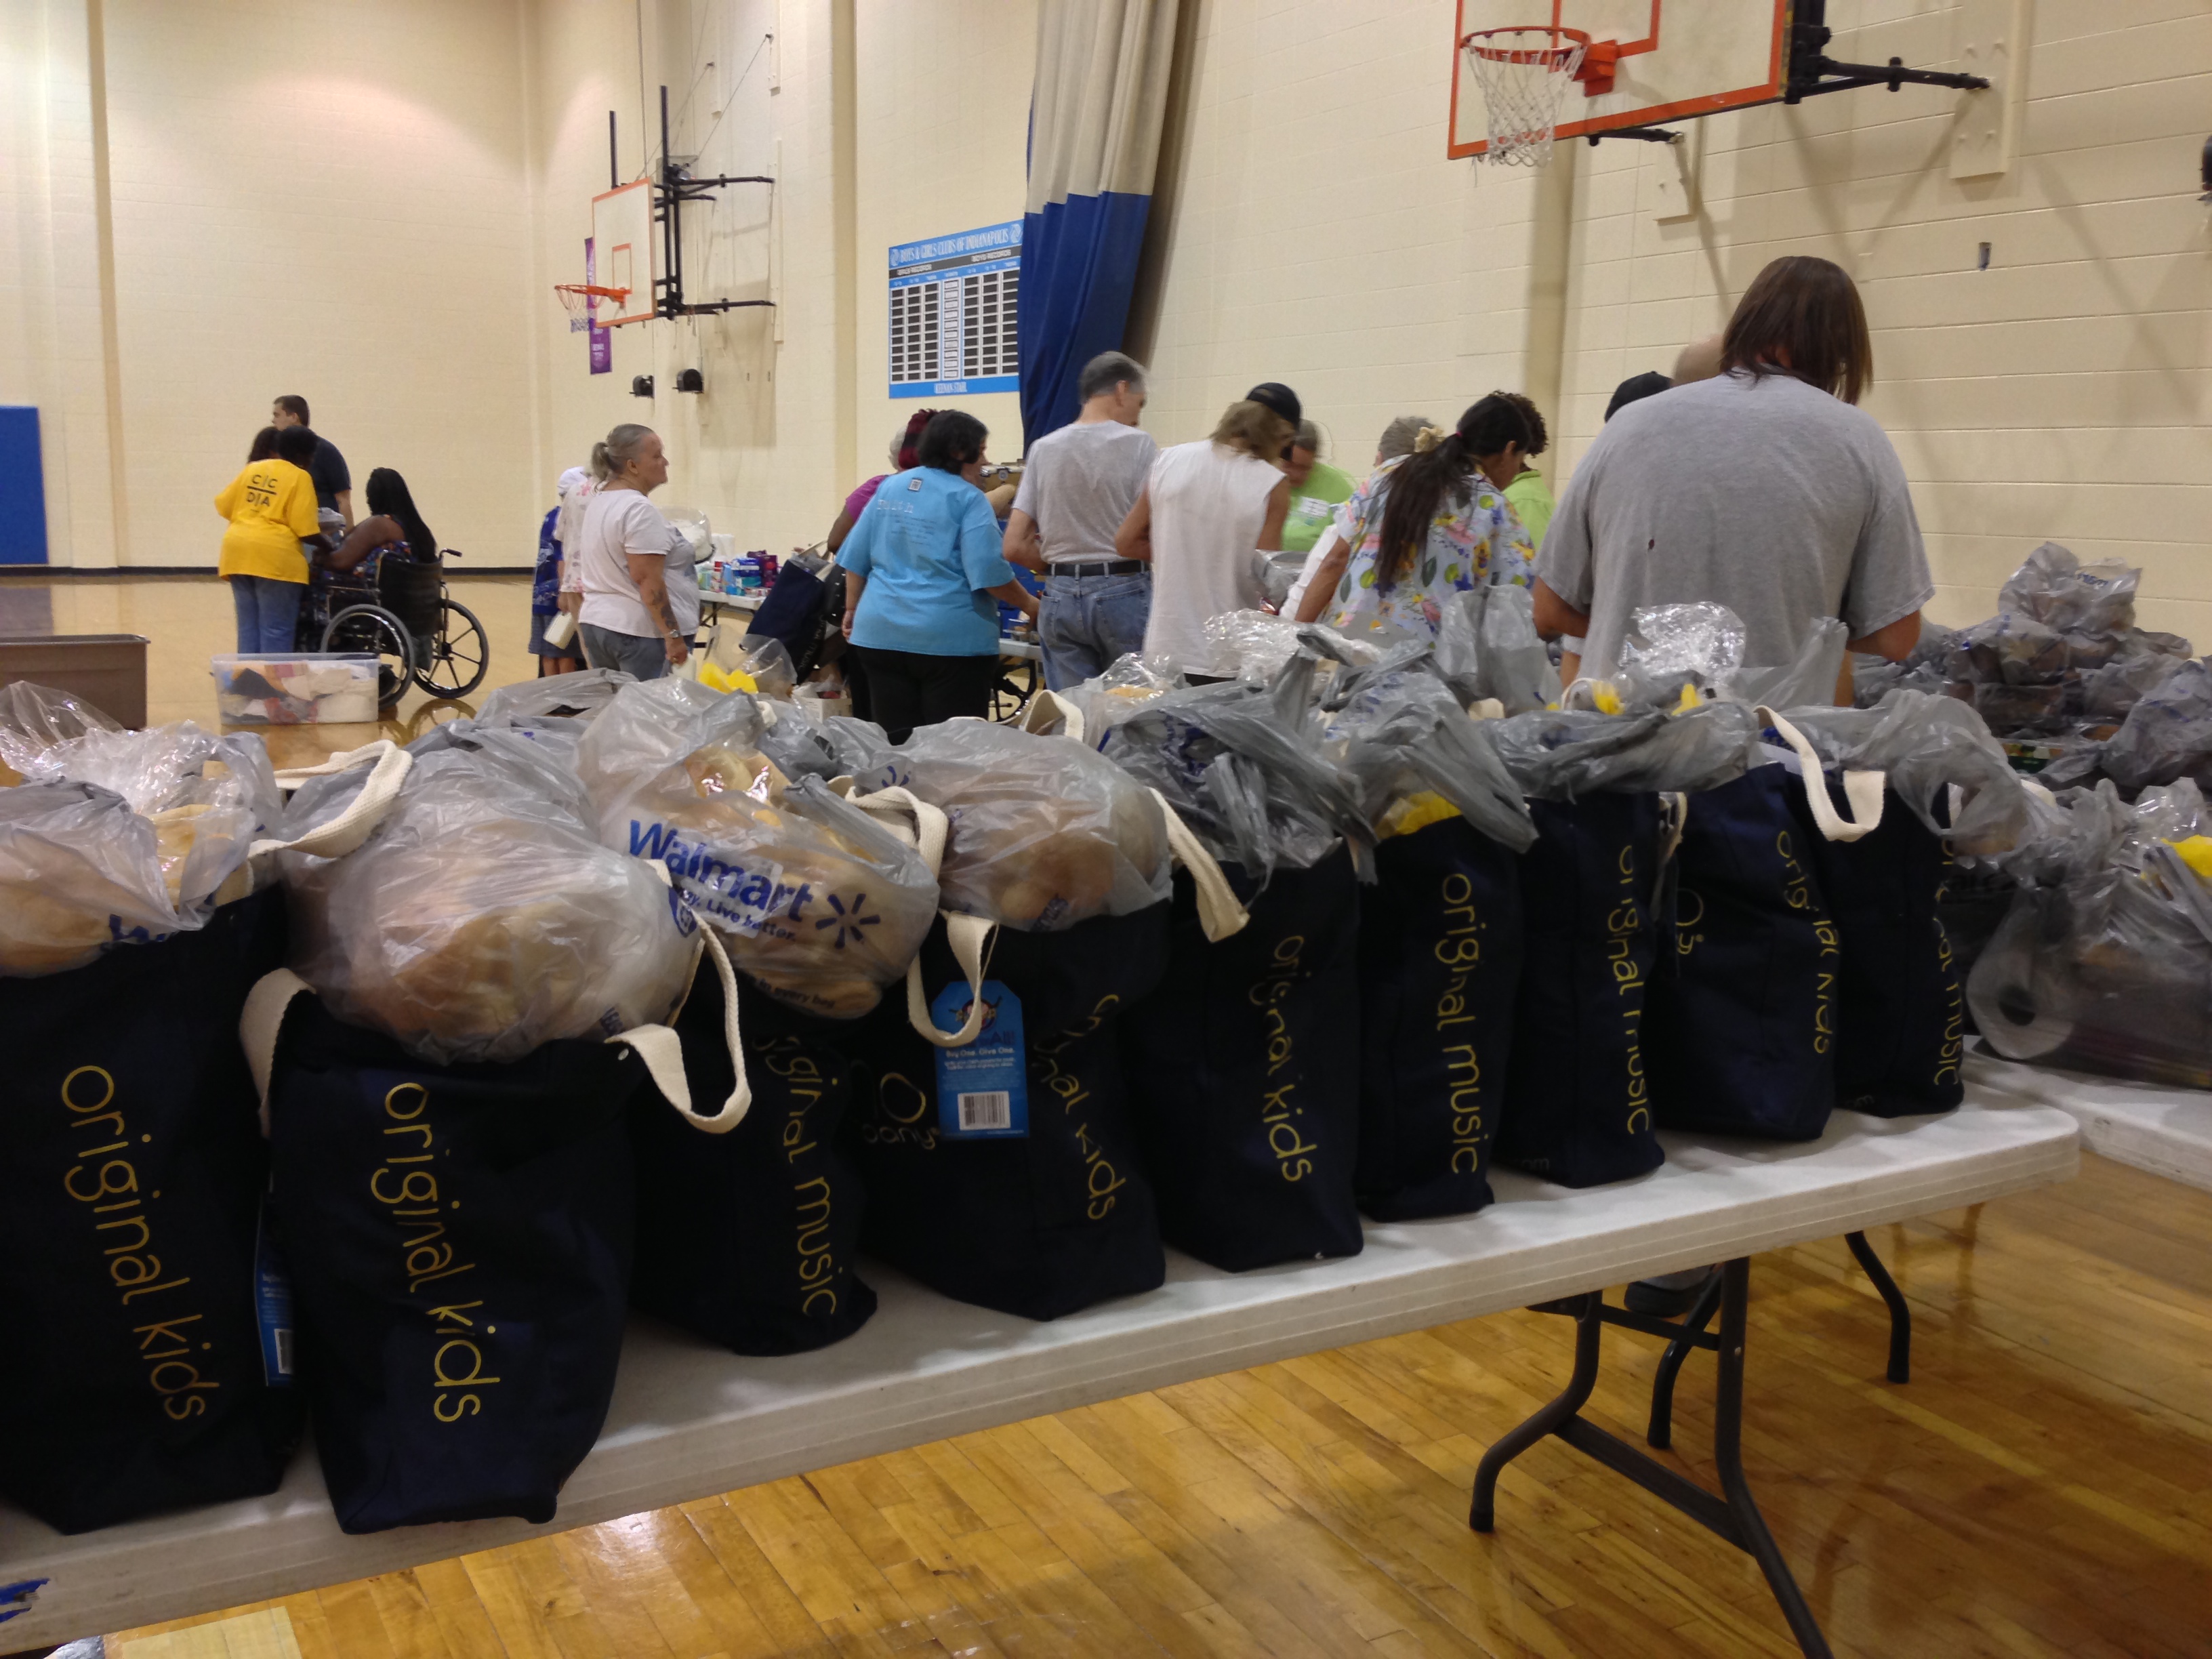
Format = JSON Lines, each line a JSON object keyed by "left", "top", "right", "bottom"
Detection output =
{"left": 1245, "top": 382, "right": 1302, "bottom": 426}
{"left": 1604, "top": 371, "right": 1673, "bottom": 422}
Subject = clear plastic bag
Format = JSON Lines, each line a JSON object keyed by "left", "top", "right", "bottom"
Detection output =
{"left": 1318, "top": 650, "right": 1536, "bottom": 852}
{"left": 889, "top": 722, "right": 1172, "bottom": 929}
{"left": 0, "top": 781, "right": 211, "bottom": 977}
{"left": 477, "top": 667, "right": 636, "bottom": 724}
{"left": 1100, "top": 676, "right": 1372, "bottom": 880}
{"left": 5, "top": 713, "right": 285, "bottom": 917}
{"left": 1946, "top": 613, "right": 2068, "bottom": 689}
{"left": 1202, "top": 609, "right": 1315, "bottom": 684}
{"left": 575, "top": 677, "right": 937, "bottom": 1016}
{"left": 2102, "top": 659, "right": 2212, "bottom": 792}
{"left": 0, "top": 680, "right": 123, "bottom": 775}
{"left": 1998, "top": 541, "right": 2138, "bottom": 636}
{"left": 1616, "top": 601, "right": 1746, "bottom": 699}
{"left": 281, "top": 724, "right": 698, "bottom": 1063}
{"left": 1732, "top": 618, "right": 1848, "bottom": 712}
{"left": 1254, "top": 550, "right": 1308, "bottom": 611}
{"left": 1060, "top": 653, "right": 1186, "bottom": 750}
{"left": 1433, "top": 586, "right": 1557, "bottom": 715}
{"left": 1774, "top": 689, "right": 2032, "bottom": 854}
{"left": 1492, "top": 700, "right": 1760, "bottom": 800}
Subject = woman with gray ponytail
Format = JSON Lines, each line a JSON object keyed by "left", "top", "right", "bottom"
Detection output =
{"left": 573, "top": 423, "right": 699, "bottom": 678}
{"left": 1292, "top": 393, "right": 1537, "bottom": 637}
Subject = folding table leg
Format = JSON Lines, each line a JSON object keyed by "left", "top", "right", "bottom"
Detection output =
{"left": 1469, "top": 1260, "right": 1835, "bottom": 1658}
{"left": 1467, "top": 1292, "right": 1601, "bottom": 1532}
{"left": 1645, "top": 1267, "right": 1724, "bottom": 1450}
{"left": 1844, "top": 1229, "right": 1912, "bottom": 1383}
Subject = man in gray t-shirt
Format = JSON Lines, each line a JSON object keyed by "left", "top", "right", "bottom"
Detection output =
{"left": 1538, "top": 369, "right": 1931, "bottom": 684}
{"left": 1006, "top": 352, "right": 1159, "bottom": 689}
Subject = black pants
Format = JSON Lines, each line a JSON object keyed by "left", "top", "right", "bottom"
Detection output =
{"left": 851, "top": 646, "right": 998, "bottom": 741}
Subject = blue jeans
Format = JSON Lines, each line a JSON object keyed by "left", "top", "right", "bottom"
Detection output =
{"left": 230, "top": 575, "right": 305, "bottom": 654}
{"left": 1038, "top": 569, "right": 1152, "bottom": 691}
{"left": 580, "top": 621, "right": 670, "bottom": 680}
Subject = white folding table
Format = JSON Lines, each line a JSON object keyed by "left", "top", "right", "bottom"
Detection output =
{"left": 0, "top": 1093, "right": 2078, "bottom": 1654}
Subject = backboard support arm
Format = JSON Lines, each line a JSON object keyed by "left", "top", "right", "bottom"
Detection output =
{"left": 649, "top": 83, "right": 779, "bottom": 321}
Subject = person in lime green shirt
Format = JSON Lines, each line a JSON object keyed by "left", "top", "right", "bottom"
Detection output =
{"left": 1496, "top": 392, "right": 1554, "bottom": 550}
{"left": 1279, "top": 420, "right": 1354, "bottom": 554}
{"left": 214, "top": 424, "right": 321, "bottom": 652}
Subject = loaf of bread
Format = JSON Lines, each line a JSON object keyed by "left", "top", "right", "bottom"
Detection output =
{"left": 0, "top": 785, "right": 186, "bottom": 977}
{"left": 894, "top": 722, "right": 1170, "bottom": 930}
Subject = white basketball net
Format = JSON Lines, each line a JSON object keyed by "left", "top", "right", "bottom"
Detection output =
{"left": 1462, "top": 27, "right": 1588, "bottom": 167}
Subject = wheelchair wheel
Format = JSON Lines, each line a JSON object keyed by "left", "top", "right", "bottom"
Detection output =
{"left": 323, "top": 603, "right": 413, "bottom": 708}
{"left": 989, "top": 654, "right": 1040, "bottom": 724}
{"left": 413, "top": 598, "right": 489, "bottom": 698}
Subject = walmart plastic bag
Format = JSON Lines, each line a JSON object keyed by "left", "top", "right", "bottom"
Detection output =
{"left": 1969, "top": 780, "right": 2212, "bottom": 1087}
{"left": 1433, "top": 586, "right": 1557, "bottom": 715}
{"left": 884, "top": 722, "right": 1170, "bottom": 930}
{"left": 575, "top": 677, "right": 937, "bottom": 1017}
{"left": 1999, "top": 541, "right": 2138, "bottom": 636}
{"left": 1317, "top": 649, "right": 1535, "bottom": 853}
{"left": 1492, "top": 701, "right": 1760, "bottom": 800}
{"left": 0, "top": 783, "right": 213, "bottom": 976}
{"left": 1732, "top": 618, "right": 1849, "bottom": 712}
{"left": 282, "top": 722, "right": 698, "bottom": 1063}
{"left": 1101, "top": 672, "right": 1372, "bottom": 880}
{"left": 1778, "top": 689, "right": 2035, "bottom": 855}
{"left": 2100, "top": 659, "right": 2212, "bottom": 792}
{"left": 476, "top": 667, "right": 636, "bottom": 724}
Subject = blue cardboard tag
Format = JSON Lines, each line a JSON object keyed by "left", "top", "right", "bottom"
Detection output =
{"left": 930, "top": 979, "right": 1030, "bottom": 1138}
{"left": 254, "top": 1192, "right": 295, "bottom": 1387}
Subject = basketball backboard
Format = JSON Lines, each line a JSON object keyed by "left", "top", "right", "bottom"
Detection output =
{"left": 590, "top": 181, "right": 659, "bottom": 326}
{"left": 1448, "top": 1, "right": 1790, "bottom": 159}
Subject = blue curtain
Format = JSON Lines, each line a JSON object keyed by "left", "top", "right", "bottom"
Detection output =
{"left": 1018, "top": 0, "right": 1181, "bottom": 449}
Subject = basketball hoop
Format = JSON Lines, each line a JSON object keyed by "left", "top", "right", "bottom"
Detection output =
{"left": 553, "top": 283, "right": 630, "bottom": 318}
{"left": 1460, "top": 26, "right": 1590, "bottom": 167}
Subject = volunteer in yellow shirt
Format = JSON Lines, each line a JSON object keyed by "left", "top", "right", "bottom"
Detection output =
{"left": 214, "top": 424, "right": 321, "bottom": 653}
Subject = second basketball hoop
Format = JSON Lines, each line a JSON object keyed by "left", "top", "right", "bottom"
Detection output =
{"left": 1459, "top": 26, "right": 1589, "bottom": 166}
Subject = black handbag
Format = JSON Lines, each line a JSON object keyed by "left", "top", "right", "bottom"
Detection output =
{"left": 1647, "top": 764, "right": 1843, "bottom": 1141}
{"left": 0, "top": 889, "right": 303, "bottom": 1534}
{"left": 1496, "top": 793, "right": 1669, "bottom": 1188}
{"left": 1355, "top": 815, "right": 1524, "bottom": 1220}
{"left": 629, "top": 943, "right": 876, "bottom": 1354}
{"left": 846, "top": 906, "right": 1170, "bottom": 1319}
{"left": 251, "top": 976, "right": 655, "bottom": 1533}
{"left": 1122, "top": 846, "right": 1366, "bottom": 1269}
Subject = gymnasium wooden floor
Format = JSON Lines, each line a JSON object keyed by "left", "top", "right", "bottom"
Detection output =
{"left": 9, "top": 573, "right": 2211, "bottom": 1659}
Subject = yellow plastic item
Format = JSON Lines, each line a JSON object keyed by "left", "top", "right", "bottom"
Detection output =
{"left": 1591, "top": 682, "right": 1624, "bottom": 716}
{"left": 2169, "top": 836, "right": 2212, "bottom": 881}
{"left": 1672, "top": 684, "right": 1703, "bottom": 714}
{"left": 1378, "top": 791, "right": 1461, "bottom": 840}
{"left": 697, "top": 661, "right": 757, "bottom": 696}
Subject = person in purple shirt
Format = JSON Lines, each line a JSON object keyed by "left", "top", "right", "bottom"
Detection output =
{"left": 824, "top": 411, "right": 935, "bottom": 554}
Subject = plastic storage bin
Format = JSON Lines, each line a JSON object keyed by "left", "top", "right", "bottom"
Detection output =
{"left": 213, "top": 653, "right": 380, "bottom": 724}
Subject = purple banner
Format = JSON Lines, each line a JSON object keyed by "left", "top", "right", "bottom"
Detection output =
{"left": 586, "top": 237, "right": 612, "bottom": 375}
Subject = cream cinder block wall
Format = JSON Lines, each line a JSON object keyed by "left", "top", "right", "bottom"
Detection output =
{"left": 1554, "top": 0, "right": 2212, "bottom": 640}
{"left": 851, "top": 1, "right": 1035, "bottom": 479}
{"left": 97, "top": 0, "right": 542, "bottom": 568}
{"left": 1136, "top": 0, "right": 1551, "bottom": 466}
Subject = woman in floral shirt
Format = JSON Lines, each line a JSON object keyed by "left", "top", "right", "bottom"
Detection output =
{"left": 1294, "top": 393, "right": 1540, "bottom": 637}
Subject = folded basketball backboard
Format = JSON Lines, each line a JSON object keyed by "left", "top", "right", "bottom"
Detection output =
{"left": 591, "top": 181, "right": 659, "bottom": 326}
{"left": 1449, "top": 1, "right": 1790, "bottom": 159}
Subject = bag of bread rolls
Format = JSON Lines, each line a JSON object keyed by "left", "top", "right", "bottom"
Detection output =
{"left": 0, "top": 719, "right": 286, "bottom": 978}
{"left": 577, "top": 678, "right": 938, "bottom": 1018}
{"left": 867, "top": 722, "right": 1170, "bottom": 933}
{"left": 282, "top": 722, "right": 698, "bottom": 1065}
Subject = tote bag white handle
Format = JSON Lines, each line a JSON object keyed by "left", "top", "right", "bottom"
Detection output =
{"left": 611, "top": 924, "right": 750, "bottom": 1132}
{"left": 240, "top": 930, "right": 750, "bottom": 1139}
{"left": 258, "top": 739, "right": 414, "bottom": 861}
{"left": 1019, "top": 690, "right": 1086, "bottom": 743}
{"left": 1758, "top": 708, "right": 1885, "bottom": 843}
{"left": 1149, "top": 788, "right": 1248, "bottom": 943}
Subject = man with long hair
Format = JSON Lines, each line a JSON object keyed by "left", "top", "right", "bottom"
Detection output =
{"left": 1534, "top": 255, "right": 1929, "bottom": 691}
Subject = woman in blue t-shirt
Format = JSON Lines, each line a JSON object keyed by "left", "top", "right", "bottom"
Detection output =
{"left": 838, "top": 411, "right": 1038, "bottom": 740}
